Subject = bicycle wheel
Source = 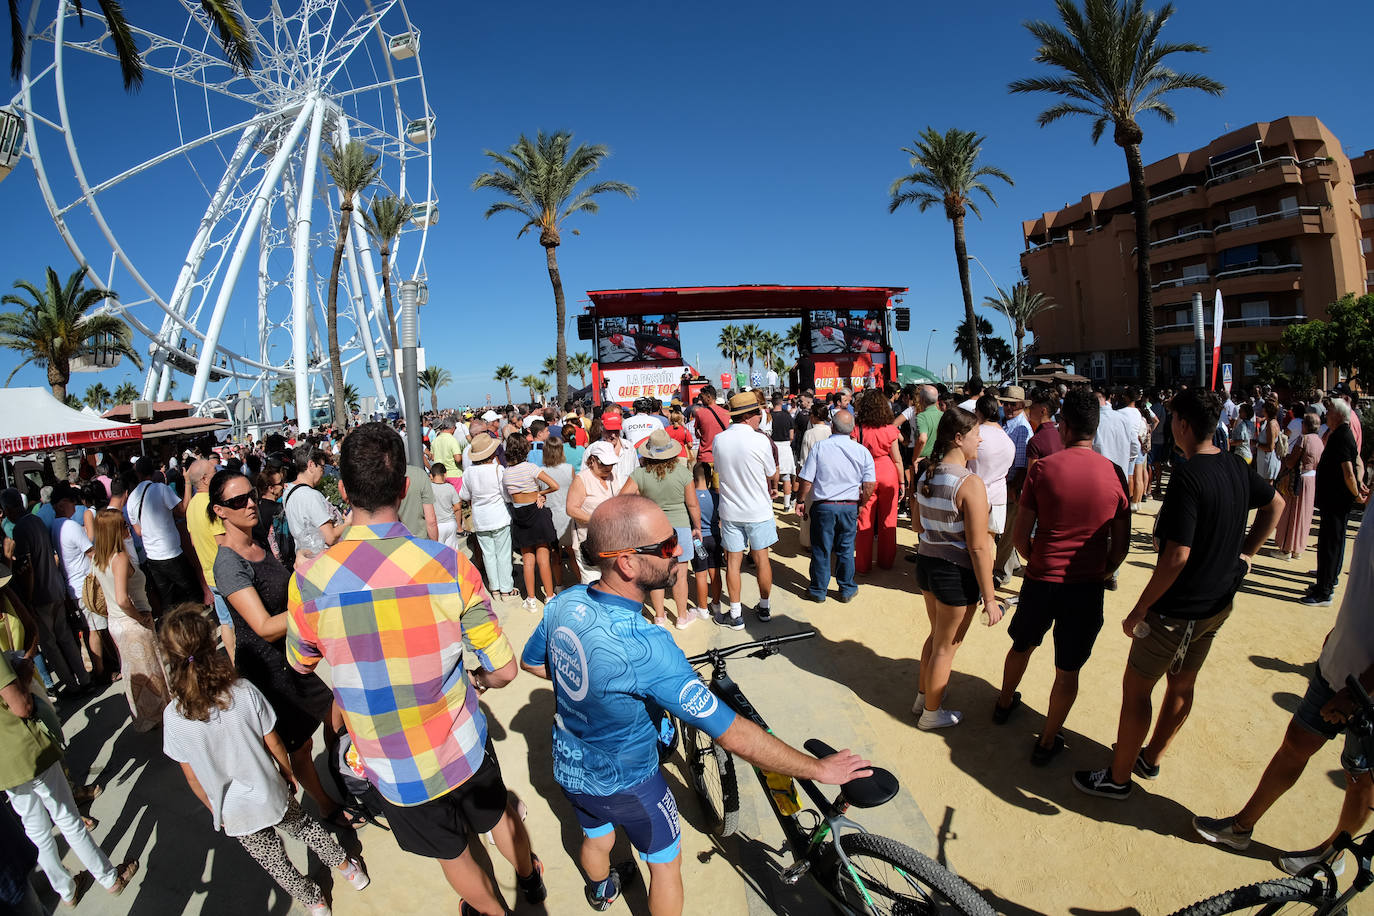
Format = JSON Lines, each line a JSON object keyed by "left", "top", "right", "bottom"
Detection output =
{"left": 681, "top": 724, "right": 739, "bottom": 837}
{"left": 1167, "top": 877, "right": 1329, "bottom": 915}
{"left": 829, "top": 832, "right": 996, "bottom": 916}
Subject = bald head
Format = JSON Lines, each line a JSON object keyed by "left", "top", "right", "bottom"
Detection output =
{"left": 188, "top": 458, "right": 216, "bottom": 492}
{"left": 918, "top": 385, "right": 938, "bottom": 407}
{"left": 831, "top": 410, "right": 855, "bottom": 435}
{"left": 584, "top": 495, "right": 663, "bottom": 571}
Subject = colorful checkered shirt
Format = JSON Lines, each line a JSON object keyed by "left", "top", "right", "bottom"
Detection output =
{"left": 287, "top": 522, "right": 513, "bottom": 806}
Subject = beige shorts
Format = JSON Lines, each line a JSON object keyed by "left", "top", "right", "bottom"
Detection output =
{"left": 1128, "top": 604, "right": 1233, "bottom": 681}
{"left": 988, "top": 504, "right": 1007, "bottom": 536}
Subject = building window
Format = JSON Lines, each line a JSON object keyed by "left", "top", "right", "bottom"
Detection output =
{"left": 1361, "top": 203, "right": 1374, "bottom": 220}
{"left": 1363, "top": 238, "right": 1372, "bottom": 254}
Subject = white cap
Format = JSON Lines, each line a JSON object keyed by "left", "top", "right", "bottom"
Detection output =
{"left": 481, "top": 410, "right": 499, "bottom": 422}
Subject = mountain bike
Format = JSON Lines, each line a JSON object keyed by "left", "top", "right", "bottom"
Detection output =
{"left": 1169, "top": 674, "right": 1374, "bottom": 915}
{"left": 675, "top": 629, "right": 996, "bottom": 915}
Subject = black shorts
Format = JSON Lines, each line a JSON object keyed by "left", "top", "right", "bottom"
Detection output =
{"left": 689, "top": 534, "right": 723, "bottom": 573}
{"left": 1006, "top": 578, "right": 1106, "bottom": 672}
{"left": 362, "top": 738, "right": 509, "bottom": 860}
{"left": 915, "top": 554, "right": 978, "bottom": 606}
{"left": 510, "top": 502, "right": 557, "bottom": 550}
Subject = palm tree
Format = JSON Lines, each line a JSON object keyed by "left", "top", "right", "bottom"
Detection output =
{"left": 418, "top": 365, "right": 452, "bottom": 413}
{"left": 1009, "top": 0, "right": 1223, "bottom": 387}
{"left": 270, "top": 378, "right": 296, "bottom": 423}
{"left": 889, "top": 127, "right": 1013, "bottom": 379}
{"left": 569, "top": 351, "right": 593, "bottom": 388}
{"left": 83, "top": 383, "right": 111, "bottom": 412}
{"left": 758, "top": 331, "right": 785, "bottom": 369}
{"left": 8, "top": 1, "right": 254, "bottom": 91}
{"left": 532, "top": 377, "right": 552, "bottom": 406}
{"left": 473, "top": 130, "right": 637, "bottom": 403}
{"left": 541, "top": 355, "right": 558, "bottom": 378}
{"left": 739, "top": 323, "right": 763, "bottom": 375}
{"left": 785, "top": 322, "right": 802, "bottom": 358}
{"left": 984, "top": 282, "right": 1058, "bottom": 385}
{"left": 360, "top": 193, "right": 414, "bottom": 398}
{"left": 519, "top": 373, "right": 541, "bottom": 404}
{"left": 493, "top": 364, "right": 516, "bottom": 405}
{"left": 954, "top": 315, "right": 997, "bottom": 377}
{"left": 341, "top": 383, "right": 360, "bottom": 415}
{"left": 322, "top": 140, "right": 381, "bottom": 430}
{"left": 717, "top": 325, "right": 742, "bottom": 378}
{"left": 0, "top": 267, "right": 142, "bottom": 474}
{"left": 113, "top": 381, "right": 138, "bottom": 404}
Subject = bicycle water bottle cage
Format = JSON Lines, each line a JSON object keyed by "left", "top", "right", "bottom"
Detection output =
{"left": 748, "top": 647, "right": 778, "bottom": 660}
{"left": 803, "top": 739, "right": 899, "bottom": 809}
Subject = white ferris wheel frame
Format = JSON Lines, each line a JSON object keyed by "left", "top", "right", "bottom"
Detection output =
{"left": 9, "top": 0, "right": 435, "bottom": 426}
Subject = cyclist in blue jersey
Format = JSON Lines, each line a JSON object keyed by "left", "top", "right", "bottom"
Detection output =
{"left": 521, "top": 495, "right": 871, "bottom": 914}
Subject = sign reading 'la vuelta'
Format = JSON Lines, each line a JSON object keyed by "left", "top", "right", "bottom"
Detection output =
{"left": 0, "top": 425, "right": 141, "bottom": 455}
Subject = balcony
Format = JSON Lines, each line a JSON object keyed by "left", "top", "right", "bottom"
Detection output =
{"left": 1154, "top": 315, "right": 1304, "bottom": 343}
{"left": 1205, "top": 156, "right": 1325, "bottom": 188}
{"left": 1214, "top": 262, "right": 1302, "bottom": 280}
{"left": 1213, "top": 205, "right": 1323, "bottom": 235}
{"left": 1151, "top": 228, "right": 1212, "bottom": 248}
{"left": 1152, "top": 273, "right": 1211, "bottom": 291}
{"left": 1149, "top": 185, "right": 1201, "bottom": 206}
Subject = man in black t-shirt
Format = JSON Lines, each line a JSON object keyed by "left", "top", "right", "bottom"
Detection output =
{"left": 1074, "top": 388, "right": 1284, "bottom": 801}
{"left": 769, "top": 394, "right": 796, "bottom": 510}
{"left": 1305, "top": 399, "right": 1369, "bottom": 605}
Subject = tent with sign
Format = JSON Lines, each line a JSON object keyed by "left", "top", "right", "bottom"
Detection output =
{"left": 0, "top": 387, "right": 143, "bottom": 456}
{"left": 897, "top": 364, "right": 939, "bottom": 385}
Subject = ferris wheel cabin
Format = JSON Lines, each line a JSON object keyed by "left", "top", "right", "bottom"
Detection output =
{"left": 411, "top": 201, "right": 439, "bottom": 228}
{"left": 406, "top": 117, "right": 436, "bottom": 144}
{"left": 0, "top": 107, "right": 25, "bottom": 183}
{"left": 388, "top": 31, "right": 420, "bottom": 60}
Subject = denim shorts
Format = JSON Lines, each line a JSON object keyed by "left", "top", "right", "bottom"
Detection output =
{"left": 1294, "top": 669, "right": 1373, "bottom": 775}
{"left": 720, "top": 518, "right": 778, "bottom": 554}
{"left": 211, "top": 589, "right": 232, "bottom": 627}
{"left": 564, "top": 770, "right": 682, "bottom": 863}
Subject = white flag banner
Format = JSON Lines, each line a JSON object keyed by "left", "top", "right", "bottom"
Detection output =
{"left": 1210, "top": 289, "right": 1224, "bottom": 390}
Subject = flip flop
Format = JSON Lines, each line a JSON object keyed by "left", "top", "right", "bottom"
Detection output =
{"left": 992, "top": 692, "right": 1021, "bottom": 725}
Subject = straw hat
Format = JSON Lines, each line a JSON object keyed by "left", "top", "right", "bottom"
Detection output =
{"left": 997, "top": 385, "right": 1030, "bottom": 406}
{"left": 728, "top": 391, "right": 762, "bottom": 419}
{"left": 468, "top": 433, "right": 500, "bottom": 463}
{"left": 637, "top": 428, "right": 680, "bottom": 461}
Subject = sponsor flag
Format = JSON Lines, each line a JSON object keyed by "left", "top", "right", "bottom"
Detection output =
{"left": 1209, "top": 289, "right": 1224, "bottom": 391}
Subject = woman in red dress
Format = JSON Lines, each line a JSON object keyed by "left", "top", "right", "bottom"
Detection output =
{"left": 851, "top": 389, "right": 904, "bottom": 571}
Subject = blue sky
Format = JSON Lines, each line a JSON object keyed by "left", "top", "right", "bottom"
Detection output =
{"left": 2, "top": 0, "right": 1369, "bottom": 409}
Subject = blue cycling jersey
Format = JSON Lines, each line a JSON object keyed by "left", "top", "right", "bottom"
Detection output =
{"left": 521, "top": 585, "right": 736, "bottom": 797}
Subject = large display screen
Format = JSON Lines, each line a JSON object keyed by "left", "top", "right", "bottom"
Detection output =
{"left": 807, "top": 309, "right": 885, "bottom": 355}
{"left": 597, "top": 313, "right": 681, "bottom": 364}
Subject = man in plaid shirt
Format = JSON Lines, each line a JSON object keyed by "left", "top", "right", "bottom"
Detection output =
{"left": 288, "top": 423, "right": 545, "bottom": 916}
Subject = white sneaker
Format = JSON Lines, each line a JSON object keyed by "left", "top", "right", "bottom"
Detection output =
{"left": 339, "top": 857, "right": 370, "bottom": 891}
{"left": 910, "top": 692, "right": 925, "bottom": 715}
{"left": 917, "top": 708, "right": 961, "bottom": 730}
{"left": 675, "top": 609, "right": 698, "bottom": 630}
{"left": 1278, "top": 846, "right": 1345, "bottom": 877}
{"left": 307, "top": 903, "right": 332, "bottom": 916}
{"left": 522, "top": 597, "right": 542, "bottom": 613}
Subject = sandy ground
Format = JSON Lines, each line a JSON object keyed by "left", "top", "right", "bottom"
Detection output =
{"left": 47, "top": 498, "right": 1368, "bottom": 915}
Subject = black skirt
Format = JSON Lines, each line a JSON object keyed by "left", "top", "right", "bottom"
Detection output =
{"left": 510, "top": 502, "right": 557, "bottom": 550}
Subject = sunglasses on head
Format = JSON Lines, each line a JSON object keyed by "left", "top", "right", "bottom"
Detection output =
{"left": 598, "top": 531, "right": 679, "bottom": 560}
{"left": 216, "top": 492, "right": 256, "bottom": 510}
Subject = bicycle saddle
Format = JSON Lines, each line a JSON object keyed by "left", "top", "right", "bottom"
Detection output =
{"left": 804, "top": 739, "right": 899, "bottom": 808}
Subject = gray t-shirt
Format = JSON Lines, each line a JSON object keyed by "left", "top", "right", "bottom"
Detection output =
{"left": 399, "top": 465, "right": 435, "bottom": 539}
{"left": 433, "top": 480, "right": 460, "bottom": 526}
{"left": 162, "top": 680, "right": 288, "bottom": 836}
{"left": 283, "top": 483, "right": 332, "bottom": 555}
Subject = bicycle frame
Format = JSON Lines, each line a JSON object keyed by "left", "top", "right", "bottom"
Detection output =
{"left": 687, "top": 633, "right": 898, "bottom": 912}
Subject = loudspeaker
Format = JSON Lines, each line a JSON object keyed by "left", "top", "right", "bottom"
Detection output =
{"left": 894, "top": 307, "right": 910, "bottom": 332}
{"left": 576, "top": 314, "right": 595, "bottom": 340}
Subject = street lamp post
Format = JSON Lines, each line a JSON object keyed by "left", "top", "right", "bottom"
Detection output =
{"left": 398, "top": 278, "right": 425, "bottom": 466}
{"left": 967, "top": 254, "right": 1020, "bottom": 384}
{"left": 925, "top": 328, "right": 938, "bottom": 372}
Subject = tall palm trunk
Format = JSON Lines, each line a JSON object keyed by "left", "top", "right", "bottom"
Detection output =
{"left": 379, "top": 246, "right": 404, "bottom": 406}
{"left": 1014, "top": 326, "right": 1026, "bottom": 386}
{"left": 950, "top": 209, "right": 980, "bottom": 378}
{"left": 49, "top": 364, "right": 70, "bottom": 477}
{"left": 1122, "top": 137, "right": 1156, "bottom": 387}
{"left": 545, "top": 244, "right": 569, "bottom": 404}
{"left": 503, "top": 380, "right": 512, "bottom": 405}
{"left": 327, "top": 204, "right": 352, "bottom": 429}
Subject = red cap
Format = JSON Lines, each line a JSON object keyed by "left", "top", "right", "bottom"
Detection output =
{"left": 601, "top": 413, "right": 623, "bottom": 430}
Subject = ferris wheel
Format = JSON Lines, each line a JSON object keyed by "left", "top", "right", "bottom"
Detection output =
{"left": 6, "top": 0, "right": 437, "bottom": 426}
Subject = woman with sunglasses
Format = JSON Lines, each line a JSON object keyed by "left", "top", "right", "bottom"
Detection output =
{"left": 208, "top": 471, "right": 350, "bottom": 826}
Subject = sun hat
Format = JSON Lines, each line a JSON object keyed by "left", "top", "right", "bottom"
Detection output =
{"left": 728, "top": 391, "right": 762, "bottom": 419}
{"left": 637, "top": 428, "right": 680, "bottom": 461}
{"left": 996, "top": 385, "right": 1030, "bottom": 406}
{"left": 601, "top": 413, "right": 623, "bottom": 431}
{"left": 480, "top": 410, "right": 499, "bottom": 422}
{"left": 467, "top": 433, "right": 500, "bottom": 463}
{"left": 585, "top": 441, "right": 620, "bottom": 466}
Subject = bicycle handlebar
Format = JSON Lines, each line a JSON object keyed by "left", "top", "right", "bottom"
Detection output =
{"left": 1347, "top": 675, "right": 1374, "bottom": 718}
{"left": 686, "top": 629, "right": 817, "bottom": 666}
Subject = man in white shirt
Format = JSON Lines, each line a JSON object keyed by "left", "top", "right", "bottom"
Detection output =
{"left": 127, "top": 456, "right": 199, "bottom": 608}
{"left": 620, "top": 398, "right": 664, "bottom": 448}
{"left": 1221, "top": 395, "right": 1240, "bottom": 429}
{"left": 712, "top": 392, "right": 779, "bottom": 629}
{"left": 1091, "top": 387, "right": 1134, "bottom": 478}
{"left": 958, "top": 377, "right": 984, "bottom": 413}
{"left": 283, "top": 447, "right": 345, "bottom": 558}
{"left": 52, "top": 484, "right": 111, "bottom": 681}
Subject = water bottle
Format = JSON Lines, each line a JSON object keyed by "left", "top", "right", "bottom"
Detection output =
{"left": 1133, "top": 621, "right": 1151, "bottom": 639}
{"left": 693, "top": 537, "right": 708, "bottom": 562}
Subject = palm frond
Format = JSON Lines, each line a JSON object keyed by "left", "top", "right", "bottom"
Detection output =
{"left": 10, "top": 0, "right": 25, "bottom": 81}
{"left": 200, "top": 0, "right": 255, "bottom": 72}
{"left": 97, "top": 0, "right": 143, "bottom": 91}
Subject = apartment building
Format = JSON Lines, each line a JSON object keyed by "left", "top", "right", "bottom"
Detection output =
{"left": 1020, "top": 116, "right": 1369, "bottom": 386}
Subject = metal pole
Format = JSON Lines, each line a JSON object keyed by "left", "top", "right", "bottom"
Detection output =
{"left": 399, "top": 280, "right": 423, "bottom": 466}
{"left": 925, "top": 329, "right": 937, "bottom": 371}
{"left": 291, "top": 97, "right": 327, "bottom": 428}
{"left": 1192, "top": 291, "right": 1207, "bottom": 388}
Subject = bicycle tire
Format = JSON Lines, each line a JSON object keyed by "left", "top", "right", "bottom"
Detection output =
{"left": 682, "top": 724, "right": 739, "bottom": 837}
{"left": 1166, "top": 877, "right": 1329, "bottom": 915}
{"left": 829, "top": 832, "right": 996, "bottom": 916}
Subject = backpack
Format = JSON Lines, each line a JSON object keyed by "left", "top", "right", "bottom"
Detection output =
{"left": 271, "top": 485, "right": 304, "bottom": 563}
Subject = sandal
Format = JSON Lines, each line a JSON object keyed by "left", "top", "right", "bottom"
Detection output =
{"left": 324, "top": 804, "right": 369, "bottom": 831}
{"left": 992, "top": 692, "right": 1021, "bottom": 725}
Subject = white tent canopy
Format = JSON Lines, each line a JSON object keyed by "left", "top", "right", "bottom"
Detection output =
{"left": 0, "top": 387, "right": 143, "bottom": 456}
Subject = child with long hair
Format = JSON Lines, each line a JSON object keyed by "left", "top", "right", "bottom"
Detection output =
{"left": 912, "top": 408, "right": 1005, "bottom": 730}
{"left": 159, "top": 605, "right": 368, "bottom": 916}
{"left": 89, "top": 508, "right": 167, "bottom": 730}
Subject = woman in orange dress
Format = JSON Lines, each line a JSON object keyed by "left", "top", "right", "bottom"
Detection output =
{"left": 851, "top": 390, "right": 904, "bottom": 571}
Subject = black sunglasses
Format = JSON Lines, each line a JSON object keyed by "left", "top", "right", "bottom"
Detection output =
{"left": 216, "top": 492, "right": 256, "bottom": 511}
{"left": 598, "top": 531, "right": 679, "bottom": 560}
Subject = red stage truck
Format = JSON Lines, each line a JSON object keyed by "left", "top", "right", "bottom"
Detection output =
{"left": 581, "top": 285, "right": 908, "bottom": 406}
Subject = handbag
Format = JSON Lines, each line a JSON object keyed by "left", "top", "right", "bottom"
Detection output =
{"left": 82, "top": 573, "right": 108, "bottom": 617}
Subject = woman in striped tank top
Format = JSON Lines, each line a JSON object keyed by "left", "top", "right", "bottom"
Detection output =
{"left": 912, "top": 408, "right": 1006, "bottom": 730}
